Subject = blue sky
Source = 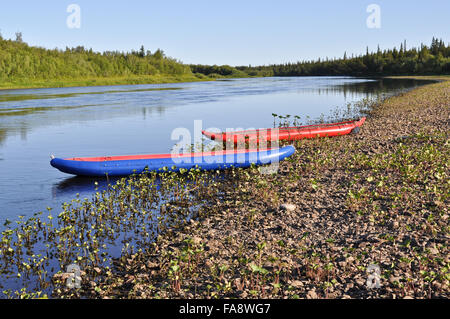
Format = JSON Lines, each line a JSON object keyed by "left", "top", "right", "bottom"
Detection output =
{"left": 0, "top": 0, "right": 448, "bottom": 66}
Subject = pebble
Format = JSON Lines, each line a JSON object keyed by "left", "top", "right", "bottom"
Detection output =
{"left": 306, "top": 289, "right": 318, "bottom": 299}
{"left": 290, "top": 280, "right": 304, "bottom": 288}
{"left": 346, "top": 256, "right": 355, "bottom": 263}
{"left": 280, "top": 203, "right": 296, "bottom": 211}
{"left": 355, "top": 278, "right": 365, "bottom": 286}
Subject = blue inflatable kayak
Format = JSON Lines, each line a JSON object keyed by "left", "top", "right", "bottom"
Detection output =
{"left": 50, "top": 146, "right": 295, "bottom": 176}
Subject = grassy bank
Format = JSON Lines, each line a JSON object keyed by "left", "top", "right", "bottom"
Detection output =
{"left": 0, "top": 73, "right": 212, "bottom": 90}
{"left": 0, "top": 78, "right": 448, "bottom": 299}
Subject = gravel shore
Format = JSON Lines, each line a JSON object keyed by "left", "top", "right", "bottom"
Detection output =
{"left": 72, "top": 78, "right": 449, "bottom": 299}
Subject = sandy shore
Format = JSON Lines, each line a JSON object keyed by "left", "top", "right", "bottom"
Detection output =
{"left": 58, "top": 78, "right": 449, "bottom": 299}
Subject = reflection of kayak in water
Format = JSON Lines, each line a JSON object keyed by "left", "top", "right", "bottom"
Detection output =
{"left": 51, "top": 175, "right": 120, "bottom": 198}
{"left": 50, "top": 146, "right": 296, "bottom": 177}
{"left": 202, "top": 118, "right": 366, "bottom": 143}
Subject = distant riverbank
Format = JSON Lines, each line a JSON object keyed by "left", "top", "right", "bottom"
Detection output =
{"left": 0, "top": 73, "right": 215, "bottom": 91}
{"left": 386, "top": 75, "right": 450, "bottom": 82}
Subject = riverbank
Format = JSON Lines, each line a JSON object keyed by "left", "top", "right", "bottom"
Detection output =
{"left": 386, "top": 75, "right": 450, "bottom": 82}
{"left": 51, "top": 78, "right": 448, "bottom": 299}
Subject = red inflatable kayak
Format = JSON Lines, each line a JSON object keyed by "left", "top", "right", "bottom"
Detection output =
{"left": 202, "top": 117, "right": 366, "bottom": 143}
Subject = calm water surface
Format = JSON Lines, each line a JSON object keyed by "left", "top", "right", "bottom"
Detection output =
{"left": 0, "top": 77, "right": 433, "bottom": 224}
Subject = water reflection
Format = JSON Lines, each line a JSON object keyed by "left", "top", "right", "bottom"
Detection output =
{"left": 0, "top": 77, "right": 434, "bottom": 146}
{"left": 51, "top": 176, "right": 118, "bottom": 198}
{"left": 336, "top": 78, "right": 435, "bottom": 94}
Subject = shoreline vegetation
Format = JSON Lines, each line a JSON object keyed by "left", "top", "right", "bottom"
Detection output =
{"left": 0, "top": 37, "right": 448, "bottom": 90}
{"left": 0, "top": 77, "right": 448, "bottom": 299}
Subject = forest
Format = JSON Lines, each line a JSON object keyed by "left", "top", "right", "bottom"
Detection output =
{"left": 191, "top": 38, "right": 449, "bottom": 77}
{"left": 189, "top": 64, "right": 249, "bottom": 78}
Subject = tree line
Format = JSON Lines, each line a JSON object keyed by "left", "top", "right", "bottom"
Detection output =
{"left": 0, "top": 33, "right": 447, "bottom": 84}
{"left": 236, "top": 38, "right": 450, "bottom": 77}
